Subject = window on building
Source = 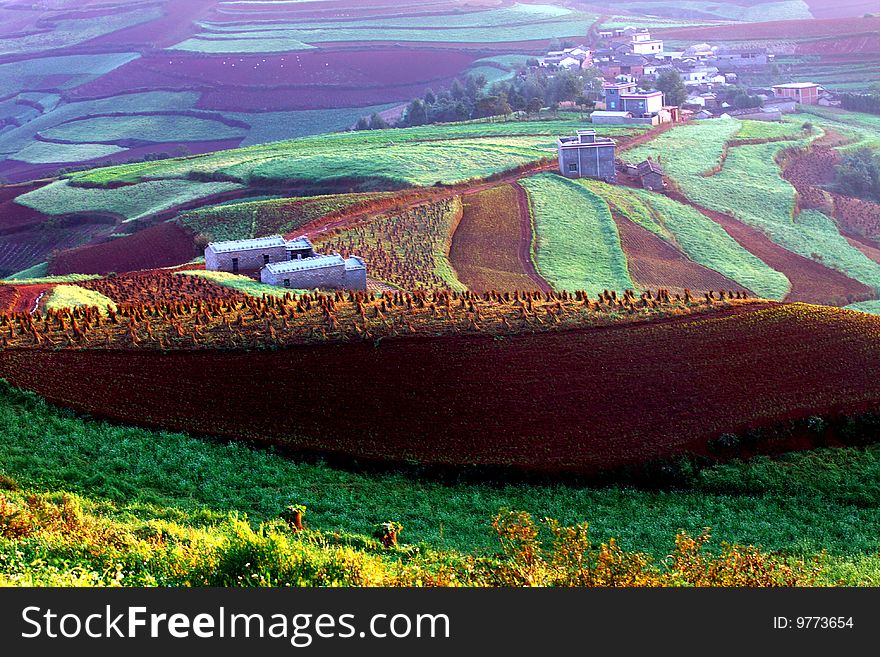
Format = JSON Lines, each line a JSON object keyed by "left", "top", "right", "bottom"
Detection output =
{"left": 568, "top": 163, "right": 578, "bottom": 173}
{"left": 232, "top": 258, "right": 239, "bottom": 273}
{"left": 263, "top": 254, "right": 271, "bottom": 265}
{"left": 283, "top": 279, "right": 290, "bottom": 288}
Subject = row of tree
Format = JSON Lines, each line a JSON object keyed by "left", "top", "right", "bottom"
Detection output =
{"left": 840, "top": 92, "right": 880, "bottom": 116}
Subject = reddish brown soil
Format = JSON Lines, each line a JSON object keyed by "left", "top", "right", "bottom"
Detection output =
{"left": 79, "top": 269, "right": 246, "bottom": 307}
{"left": 845, "top": 235, "right": 880, "bottom": 264}
{"left": 613, "top": 213, "right": 749, "bottom": 296}
{"left": 449, "top": 183, "right": 549, "bottom": 293}
{"left": 0, "top": 286, "right": 17, "bottom": 314}
{"left": 655, "top": 16, "right": 880, "bottom": 40}
{"left": 664, "top": 191, "right": 874, "bottom": 306}
{"left": 10, "top": 285, "right": 50, "bottom": 314}
{"left": 49, "top": 222, "right": 199, "bottom": 276}
{"left": 804, "top": 0, "right": 880, "bottom": 19}
{"left": 3, "top": 302, "right": 880, "bottom": 475}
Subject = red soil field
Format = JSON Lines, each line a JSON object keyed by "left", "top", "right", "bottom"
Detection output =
{"left": 804, "top": 0, "right": 880, "bottom": 19}
{"left": 79, "top": 269, "right": 246, "bottom": 306}
{"left": 613, "top": 213, "right": 748, "bottom": 296}
{"left": 845, "top": 235, "right": 880, "bottom": 265}
{"left": 0, "top": 286, "right": 17, "bottom": 314}
{"left": 207, "top": 0, "right": 483, "bottom": 21}
{"left": 665, "top": 191, "right": 874, "bottom": 307}
{"left": 0, "top": 184, "right": 52, "bottom": 233}
{"left": 656, "top": 16, "right": 880, "bottom": 41}
{"left": 49, "top": 222, "right": 199, "bottom": 276}
{"left": 70, "top": 49, "right": 478, "bottom": 111}
{"left": 3, "top": 303, "right": 880, "bottom": 474}
{"left": 449, "top": 184, "right": 549, "bottom": 293}
{"left": 796, "top": 34, "right": 880, "bottom": 55}
{"left": 0, "top": 224, "right": 110, "bottom": 278}
{"left": 9, "top": 284, "right": 50, "bottom": 314}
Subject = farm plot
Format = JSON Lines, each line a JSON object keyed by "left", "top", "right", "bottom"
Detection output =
{"left": 48, "top": 222, "right": 199, "bottom": 276}
{"left": 448, "top": 184, "right": 547, "bottom": 293}
{"left": 179, "top": 192, "right": 391, "bottom": 242}
{"left": 15, "top": 180, "right": 245, "bottom": 223}
{"left": 631, "top": 189, "right": 790, "bottom": 300}
{"left": 10, "top": 142, "right": 127, "bottom": 164}
{"left": 0, "top": 53, "right": 139, "bottom": 99}
{"left": 44, "top": 285, "right": 116, "bottom": 313}
{"left": 612, "top": 212, "right": 748, "bottom": 295}
{"left": 521, "top": 174, "right": 633, "bottom": 295}
{"left": 587, "top": 180, "right": 786, "bottom": 298}
{"left": 78, "top": 269, "right": 248, "bottom": 307}
{"left": 63, "top": 118, "right": 620, "bottom": 187}
{"left": 39, "top": 114, "right": 247, "bottom": 145}
{"left": 625, "top": 118, "right": 742, "bottom": 178}
{"left": 177, "top": 270, "right": 295, "bottom": 298}
{"left": 5, "top": 302, "right": 880, "bottom": 475}
{"left": 678, "top": 141, "right": 880, "bottom": 293}
{"left": 177, "top": 4, "right": 599, "bottom": 49}
{"left": 315, "top": 198, "right": 466, "bottom": 290}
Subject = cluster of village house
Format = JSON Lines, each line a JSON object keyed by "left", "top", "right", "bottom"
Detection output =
{"left": 552, "top": 26, "right": 831, "bottom": 185}
{"left": 540, "top": 27, "right": 831, "bottom": 125}
{"left": 204, "top": 235, "right": 367, "bottom": 291}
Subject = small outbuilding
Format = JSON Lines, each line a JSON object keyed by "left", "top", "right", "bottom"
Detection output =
{"left": 636, "top": 160, "right": 665, "bottom": 190}
{"left": 261, "top": 254, "right": 367, "bottom": 291}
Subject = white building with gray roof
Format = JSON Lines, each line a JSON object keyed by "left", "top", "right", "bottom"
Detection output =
{"left": 206, "top": 234, "right": 367, "bottom": 290}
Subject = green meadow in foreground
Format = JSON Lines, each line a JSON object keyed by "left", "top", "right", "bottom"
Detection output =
{"left": 0, "top": 381, "right": 879, "bottom": 585}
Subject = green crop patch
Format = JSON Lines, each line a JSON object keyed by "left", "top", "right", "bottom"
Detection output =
{"left": 521, "top": 174, "right": 634, "bottom": 294}
{"left": 40, "top": 114, "right": 247, "bottom": 145}
{"left": 16, "top": 179, "right": 245, "bottom": 222}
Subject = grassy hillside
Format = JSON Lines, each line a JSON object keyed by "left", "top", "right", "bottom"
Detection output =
{"left": 63, "top": 120, "right": 641, "bottom": 188}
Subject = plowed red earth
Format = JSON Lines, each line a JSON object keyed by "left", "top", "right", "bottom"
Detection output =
{"left": 665, "top": 191, "right": 873, "bottom": 307}
{"left": 2, "top": 303, "right": 880, "bottom": 475}
{"left": 449, "top": 183, "right": 549, "bottom": 293}
{"left": 846, "top": 235, "right": 880, "bottom": 264}
{"left": 49, "top": 222, "right": 199, "bottom": 276}
{"left": 656, "top": 16, "right": 880, "bottom": 40}
{"left": 613, "top": 213, "right": 749, "bottom": 295}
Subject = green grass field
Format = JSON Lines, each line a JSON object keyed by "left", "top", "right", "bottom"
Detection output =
{"left": 629, "top": 119, "right": 880, "bottom": 293}
{"left": 0, "top": 381, "right": 879, "bottom": 585}
{"left": 11, "top": 141, "right": 126, "bottom": 164}
{"left": 582, "top": 180, "right": 789, "bottom": 298}
{"left": 64, "top": 118, "right": 640, "bottom": 188}
{"left": 40, "top": 114, "right": 246, "bottom": 144}
{"left": 521, "top": 174, "right": 634, "bottom": 294}
{"left": 15, "top": 179, "right": 245, "bottom": 222}
{"left": 44, "top": 284, "right": 116, "bottom": 312}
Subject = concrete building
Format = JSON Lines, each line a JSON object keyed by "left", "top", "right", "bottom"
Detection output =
{"left": 206, "top": 234, "right": 367, "bottom": 291}
{"left": 712, "top": 47, "right": 768, "bottom": 70}
{"left": 636, "top": 160, "right": 665, "bottom": 190}
{"left": 557, "top": 130, "right": 616, "bottom": 181}
{"left": 604, "top": 82, "right": 664, "bottom": 117}
{"left": 772, "top": 83, "right": 820, "bottom": 105}
{"left": 631, "top": 29, "right": 663, "bottom": 56}
{"left": 261, "top": 254, "right": 367, "bottom": 291}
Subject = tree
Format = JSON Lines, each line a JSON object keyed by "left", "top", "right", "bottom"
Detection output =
{"left": 424, "top": 88, "right": 436, "bottom": 105}
{"left": 835, "top": 149, "right": 880, "bottom": 201}
{"left": 403, "top": 99, "right": 428, "bottom": 126}
{"left": 527, "top": 97, "right": 544, "bottom": 115}
{"left": 368, "top": 113, "right": 388, "bottom": 130}
{"left": 654, "top": 70, "right": 688, "bottom": 107}
{"left": 354, "top": 117, "right": 370, "bottom": 131}
{"left": 450, "top": 78, "right": 465, "bottom": 101}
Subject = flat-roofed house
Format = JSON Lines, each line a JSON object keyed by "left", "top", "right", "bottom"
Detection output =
{"left": 557, "top": 130, "right": 616, "bottom": 181}
{"left": 772, "top": 83, "right": 820, "bottom": 105}
{"left": 205, "top": 235, "right": 289, "bottom": 274}
{"left": 261, "top": 254, "right": 367, "bottom": 291}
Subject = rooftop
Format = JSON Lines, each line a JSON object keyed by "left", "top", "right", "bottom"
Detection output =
{"left": 208, "top": 235, "right": 286, "bottom": 254}
{"left": 264, "top": 254, "right": 345, "bottom": 274}
{"left": 773, "top": 82, "right": 819, "bottom": 89}
{"left": 286, "top": 236, "right": 313, "bottom": 250}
